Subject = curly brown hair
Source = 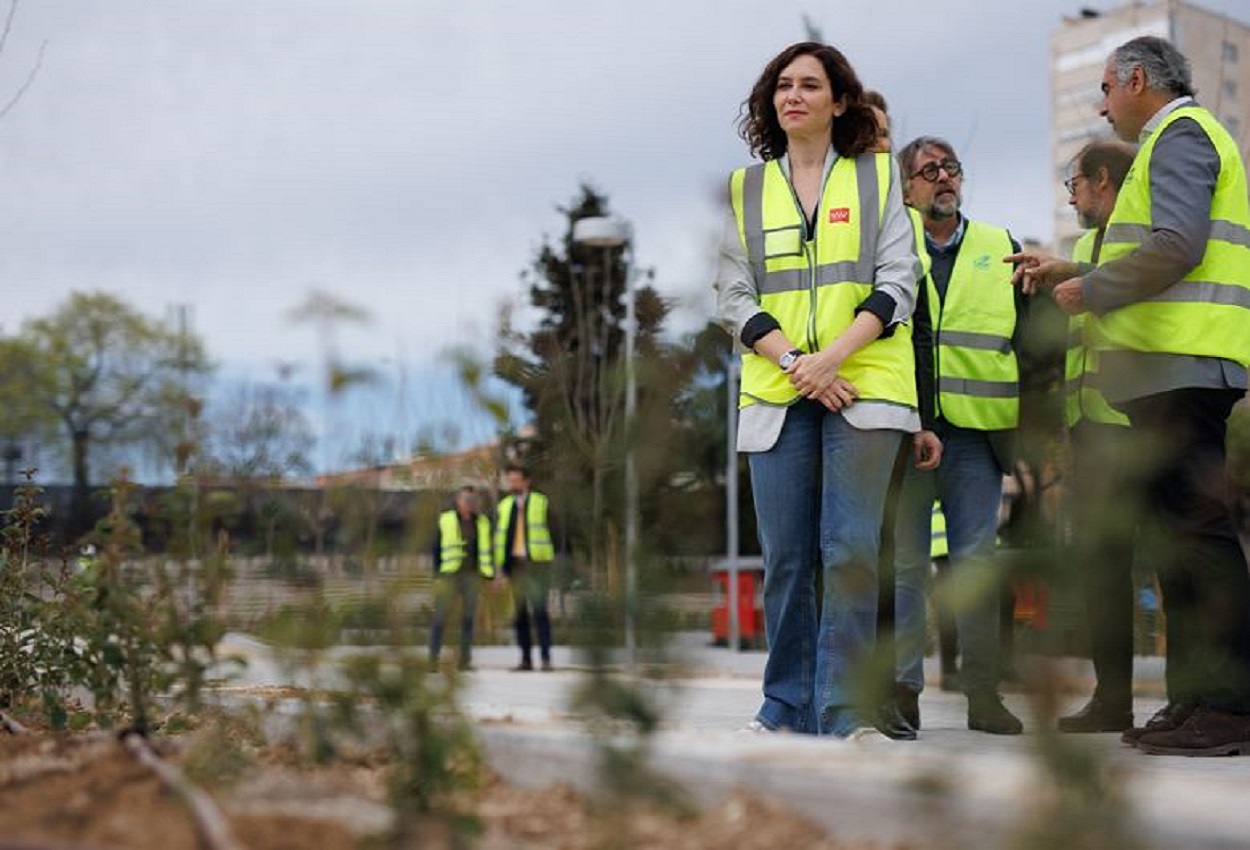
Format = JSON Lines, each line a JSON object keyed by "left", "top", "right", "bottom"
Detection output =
{"left": 737, "top": 42, "right": 879, "bottom": 161}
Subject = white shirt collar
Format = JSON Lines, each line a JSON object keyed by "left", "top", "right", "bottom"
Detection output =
{"left": 1140, "top": 95, "right": 1195, "bottom": 143}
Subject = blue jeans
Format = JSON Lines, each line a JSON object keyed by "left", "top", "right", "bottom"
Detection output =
{"left": 894, "top": 427, "right": 1004, "bottom": 696}
{"left": 748, "top": 399, "right": 903, "bottom": 736}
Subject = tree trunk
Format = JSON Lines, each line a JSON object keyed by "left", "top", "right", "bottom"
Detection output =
{"left": 70, "top": 426, "right": 93, "bottom": 536}
{"left": 590, "top": 454, "right": 603, "bottom": 592}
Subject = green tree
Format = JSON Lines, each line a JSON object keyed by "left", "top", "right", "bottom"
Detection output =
{"left": 19, "top": 291, "right": 212, "bottom": 528}
{"left": 495, "top": 185, "right": 666, "bottom": 587}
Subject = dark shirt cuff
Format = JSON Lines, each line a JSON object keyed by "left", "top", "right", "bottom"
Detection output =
{"left": 854, "top": 291, "right": 899, "bottom": 339}
{"left": 740, "top": 311, "right": 781, "bottom": 349}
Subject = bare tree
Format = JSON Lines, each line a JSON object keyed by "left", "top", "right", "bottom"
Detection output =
{"left": 0, "top": 0, "right": 47, "bottom": 122}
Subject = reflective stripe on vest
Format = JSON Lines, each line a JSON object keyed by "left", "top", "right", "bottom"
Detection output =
{"left": 931, "top": 503, "right": 948, "bottom": 559}
{"left": 439, "top": 511, "right": 494, "bottom": 577}
{"left": 1096, "top": 105, "right": 1250, "bottom": 367}
{"left": 1065, "top": 230, "right": 1129, "bottom": 428}
{"left": 929, "top": 221, "right": 1019, "bottom": 430}
{"left": 730, "top": 153, "right": 919, "bottom": 411}
{"left": 494, "top": 492, "right": 554, "bottom": 565}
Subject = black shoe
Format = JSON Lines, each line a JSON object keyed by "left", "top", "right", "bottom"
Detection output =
{"left": 1122, "top": 701, "right": 1195, "bottom": 746}
{"left": 895, "top": 685, "right": 921, "bottom": 731}
{"left": 457, "top": 661, "right": 475, "bottom": 672}
{"left": 1136, "top": 707, "right": 1250, "bottom": 756}
{"left": 541, "top": 658, "right": 554, "bottom": 672}
{"left": 874, "top": 701, "right": 917, "bottom": 740}
{"left": 512, "top": 659, "right": 534, "bottom": 672}
{"left": 1058, "top": 697, "right": 1133, "bottom": 733}
{"left": 968, "top": 693, "right": 1024, "bottom": 735}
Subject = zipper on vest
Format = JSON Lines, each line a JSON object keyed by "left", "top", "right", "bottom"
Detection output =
{"left": 782, "top": 169, "right": 820, "bottom": 353}
{"left": 805, "top": 240, "right": 819, "bottom": 351}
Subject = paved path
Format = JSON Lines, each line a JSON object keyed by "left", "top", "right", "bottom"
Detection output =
{"left": 216, "top": 633, "right": 1250, "bottom": 849}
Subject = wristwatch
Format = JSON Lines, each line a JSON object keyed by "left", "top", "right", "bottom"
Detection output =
{"left": 778, "top": 349, "right": 803, "bottom": 371}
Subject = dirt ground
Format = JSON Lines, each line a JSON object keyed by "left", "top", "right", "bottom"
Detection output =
{"left": 0, "top": 728, "right": 907, "bottom": 850}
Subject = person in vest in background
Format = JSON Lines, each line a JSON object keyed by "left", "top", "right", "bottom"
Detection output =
{"left": 864, "top": 89, "right": 942, "bottom": 739}
{"left": 927, "top": 502, "right": 961, "bottom": 693}
{"left": 1037, "top": 37, "right": 1250, "bottom": 756}
{"left": 714, "top": 42, "right": 923, "bottom": 738}
{"left": 429, "top": 485, "right": 494, "bottom": 671}
{"left": 495, "top": 465, "right": 556, "bottom": 672}
{"left": 1010, "top": 139, "right": 1137, "bottom": 732}
{"left": 891, "top": 135, "right": 1029, "bottom": 735}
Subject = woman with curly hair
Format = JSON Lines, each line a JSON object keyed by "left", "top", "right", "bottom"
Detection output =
{"left": 714, "top": 42, "right": 924, "bottom": 737}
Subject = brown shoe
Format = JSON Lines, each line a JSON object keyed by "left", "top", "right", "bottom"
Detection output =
{"left": 1121, "top": 702, "right": 1195, "bottom": 746}
{"left": 512, "top": 659, "right": 534, "bottom": 672}
{"left": 541, "top": 659, "right": 554, "bottom": 672}
{"left": 1136, "top": 707, "right": 1250, "bottom": 756}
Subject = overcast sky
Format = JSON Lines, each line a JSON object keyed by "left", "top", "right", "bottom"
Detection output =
{"left": 1, "top": 0, "right": 1246, "bottom": 461}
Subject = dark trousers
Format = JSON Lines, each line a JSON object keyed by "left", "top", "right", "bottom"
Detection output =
{"left": 510, "top": 559, "right": 552, "bottom": 663}
{"left": 1122, "top": 388, "right": 1250, "bottom": 712}
{"left": 1070, "top": 420, "right": 1137, "bottom": 708}
{"left": 429, "top": 570, "right": 481, "bottom": 666}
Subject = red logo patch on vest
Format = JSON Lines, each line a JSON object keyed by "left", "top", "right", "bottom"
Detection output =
{"left": 828, "top": 207, "right": 851, "bottom": 224}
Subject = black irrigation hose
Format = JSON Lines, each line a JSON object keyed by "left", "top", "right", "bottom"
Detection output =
{"left": 0, "top": 718, "right": 242, "bottom": 849}
{"left": 0, "top": 843, "right": 115, "bottom": 850}
{"left": 0, "top": 711, "right": 30, "bottom": 735}
{"left": 118, "top": 730, "right": 245, "bottom": 850}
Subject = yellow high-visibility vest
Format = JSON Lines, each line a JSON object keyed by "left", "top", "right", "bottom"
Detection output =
{"left": 494, "top": 492, "right": 554, "bottom": 565}
{"left": 729, "top": 153, "right": 917, "bottom": 411}
{"left": 438, "top": 510, "right": 494, "bottom": 578}
{"left": 1065, "top": 231, "right": 1129, "bottom": 428}
{"left": 929, "top": 221, "right": 1019, "bottom": 430}
{"left": 1096, "top": 105, "right": 1250, "bottom": 367}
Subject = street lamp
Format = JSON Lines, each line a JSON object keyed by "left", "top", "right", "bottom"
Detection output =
{"left": 572, "top": 215, "right": 637, "bottom": 669}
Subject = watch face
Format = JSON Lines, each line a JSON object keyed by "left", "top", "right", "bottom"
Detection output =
{"left": 779, "top": 352, "right": 796, "bottom": 369}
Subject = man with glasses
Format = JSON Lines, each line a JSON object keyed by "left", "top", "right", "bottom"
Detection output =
{"left": 1026, "top": 37, "right": 1250, "bottom": 757}
{"left": 1010, "top": 139, "right": 1138, "bottom": 733}
{"left": 891, "top": 136, "right": 1026, "bottom": 735}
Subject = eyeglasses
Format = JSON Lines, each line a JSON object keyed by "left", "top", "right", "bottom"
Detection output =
{"left": 1064, "top": 173, "right": 1086, "bottom": 195}
{"left": 909, "top": 159, "right": 962, "bottom": 182}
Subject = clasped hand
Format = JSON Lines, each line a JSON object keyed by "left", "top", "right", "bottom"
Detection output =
{"left": 787, "top": 352, "right": 858, "bottom": 411}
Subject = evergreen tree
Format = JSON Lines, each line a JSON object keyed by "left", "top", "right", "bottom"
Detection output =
{"left": 495, "top": 185, "right": 665, "bottom": 588}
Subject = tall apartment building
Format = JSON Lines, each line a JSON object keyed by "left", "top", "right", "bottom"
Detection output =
{"left": 1051, "top": 1, "right": 1250, "bottom": 257}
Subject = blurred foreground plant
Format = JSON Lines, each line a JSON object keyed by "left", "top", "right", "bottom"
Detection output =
{"left": 0, "top": 472, "right": 86, "bottom": 724}
{"left": 568, "top": 575, "right": 693, "bottom": 825}
{"left": 0, "top": 469, "right": 237, "bottom": 730}
{"left": 269, "top": 592, "right": 484, "bottom": 848}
